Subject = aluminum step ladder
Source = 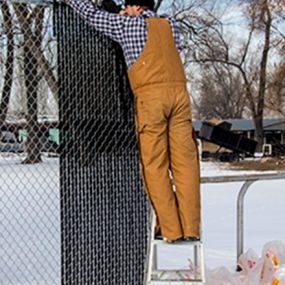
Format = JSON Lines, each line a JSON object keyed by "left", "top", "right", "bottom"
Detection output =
{"left": 144, "top": 213, "right": 206, "bottom": 285}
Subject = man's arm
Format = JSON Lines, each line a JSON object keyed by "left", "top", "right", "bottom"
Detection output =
{"left": 66, "top": 0, "right": 127, "bottom": 43}
{"left": 169, "top": 18, "right": 183, "bottom": 54}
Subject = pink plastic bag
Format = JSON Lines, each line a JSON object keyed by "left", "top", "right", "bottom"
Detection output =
{"left": 238, "top": 240, "right": 285, "bottom": 285}
{"left": 206, "top": 241, "right": 285, "bottom": 285}
{"left": 238, "top": 248, "right": 259, "bottom": 274}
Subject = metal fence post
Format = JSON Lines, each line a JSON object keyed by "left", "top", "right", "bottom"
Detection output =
{"left": 236, "top": 180, "right": 256, "bottom": 270}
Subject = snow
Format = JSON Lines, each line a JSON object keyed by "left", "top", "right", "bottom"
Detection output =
{"left": 159, "top": 162, "right": 285, "bottom": 272}
{"left": 0, "top": 155, "right": 60, "bottom": 285}
{"left": 1, "top": 155, "right": 285, "bottom": 284}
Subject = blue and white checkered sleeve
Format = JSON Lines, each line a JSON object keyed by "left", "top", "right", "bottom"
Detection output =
{"left": 168, "top": 17, "right": 183, "bottom": 53}
{"left": 67, "top": 0, "right": 126, "bottom": 43}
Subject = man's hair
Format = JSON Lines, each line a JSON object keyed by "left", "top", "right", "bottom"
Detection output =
{"left": 124, "top": 0, "right": 155, "bottom": 11}
{"left": 101, "top": 0, "right": 122, "bottom": 13}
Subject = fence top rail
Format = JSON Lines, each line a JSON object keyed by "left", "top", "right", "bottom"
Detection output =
{"left": 5, "top": 0, "right": 54, "bottom": 5}
{"left": 201, "top": 172, "right": 285, "bottom": 184}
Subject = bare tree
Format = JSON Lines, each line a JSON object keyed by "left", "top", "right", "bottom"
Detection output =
{"left": 0, "top": 2, "right": 14, "bottom": 130}
{"left": 266, "top": 16, "right": 285, "bottom": 116}
{"left": 196, "top": 64, "right": 246, "bottom": 119}
{"left": 13, "top": 4, "right": 58, "bottom": 100}
{"left": 154, "top": 0, "right": 164, "bottom": 12}
{"left": 174, "top": 0, "right": 284, "bottom": 150}
{"left": 5, "top": 2, "right": 58, "bottom": 164}
{"left": 0, "top": 1, "right": 58, "bottom": 163}
{"left": 13, "top": 3, "right": 45, "bottom": 163}
{"left": 267, "top": 61, "right": 285, "bottom": 115}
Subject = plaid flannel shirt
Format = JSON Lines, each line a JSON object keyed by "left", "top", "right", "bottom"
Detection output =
{"left": 67, "top": 0, "right": 182, "bottom": 69}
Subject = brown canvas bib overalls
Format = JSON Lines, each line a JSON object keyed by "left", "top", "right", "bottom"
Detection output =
{"left": 127, "top": 16, "right": 200, "bottom": 240}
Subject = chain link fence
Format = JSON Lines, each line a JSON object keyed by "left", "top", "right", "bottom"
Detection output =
{"left": 1, "top": 1, "right": 149, "bottom": 284}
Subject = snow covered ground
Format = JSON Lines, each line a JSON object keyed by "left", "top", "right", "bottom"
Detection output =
{"left": 1, "top": 155, "right": 285, "bottom": 284}
{"left": 161, "top": 162, "right": 285, "bottom": 271}
{"left": 0, "top": 155, "right": 60, "bottom": 285}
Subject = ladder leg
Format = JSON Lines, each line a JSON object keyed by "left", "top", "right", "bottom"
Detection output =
{"left": 145, "top": 210, "right": 206, "bottom": 284}
{"left": 153, "top": 242, "right": 158, "bottom": 272}
{"left": 194, "top": 244, "right": 198, "bottom": 280}
{"left": 200, "top": 243, "right": 206, "bottom": 284}
{"left": 145, "top": 210, "right": 156, "bottom": 285}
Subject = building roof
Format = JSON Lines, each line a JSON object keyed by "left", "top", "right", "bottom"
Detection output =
{"left": 193, "top": 119, "right": 285, "bottom": 132}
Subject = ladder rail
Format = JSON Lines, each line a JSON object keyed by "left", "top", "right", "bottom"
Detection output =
{"left": 145, "top": 212, "right": 206, "bottom": 285}
{"left": 146, "top": 280, "right": 204, "bottom": 285}
{"left": 145, "top": 211, "right": 157, "bottom": 285}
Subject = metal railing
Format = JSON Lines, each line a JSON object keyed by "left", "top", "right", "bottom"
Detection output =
{"left": 201, "top": 172, "right": 285, "bottom": 268}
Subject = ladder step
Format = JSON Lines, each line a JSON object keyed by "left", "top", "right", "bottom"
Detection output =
{"left": 151, "top": 269, "right": 204, "bottom": 283}
{"left": 153, "top": 270, "right": 203, "bottom": 274}
{"left": 145, "top": 212, "right": 206, "bottom": 285}
{"left": 153, "top": 240, "right": 202, "bottom": 246}
{"left": 146, "top": 280, "right": 204, "bottom": 285}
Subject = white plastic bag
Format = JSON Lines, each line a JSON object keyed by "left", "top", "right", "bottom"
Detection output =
{"left": 272, "top": 265, "right": 285, "bottom": 285}
{"left": 238, "top": 248, "right": 263, "bottom": 285}
{"left": 206, "top": 240, "right": 285, "bottom": 285}
{"left": 239, "top": 240, "right": 285, "bottom": 285}
{"left": 238, "top": 248, "right": 259, "bottom": 274}
{"left": 205, "top": 266, "right": 242, "bottom": 285}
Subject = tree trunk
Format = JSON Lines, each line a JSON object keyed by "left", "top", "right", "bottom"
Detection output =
{"left": 0, "top": 3, "right": 14, "bottom": 130}
{"left": 254, "top": 1, "right": 272, "bottom": 151}
{"left": 254, "top": 115, "right": 264, "bottom": 152}
{"left": 154, "top": 0, "right": 164, "bottom": 12}
{"left": 13, "top": 4, "right": 58, "bottom": 101}
{"left": 22, "top": 45, "right": 42, "bottom": 164}
{"left": 15, "top": 4, "right": 45, "bottom": 164}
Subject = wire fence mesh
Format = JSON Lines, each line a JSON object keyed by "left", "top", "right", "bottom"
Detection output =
{"left": 1, "top": 1, "right": 148, "bottom": 284}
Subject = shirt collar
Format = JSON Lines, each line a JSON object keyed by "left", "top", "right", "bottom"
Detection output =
{"left": 141, "top": 9, "right": 156, "bottom": 18}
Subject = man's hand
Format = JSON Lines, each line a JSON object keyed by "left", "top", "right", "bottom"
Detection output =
{"left": 119, "top": 9, "right": 128, "bottom": 15}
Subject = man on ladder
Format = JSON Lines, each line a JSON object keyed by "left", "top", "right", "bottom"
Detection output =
{"left": 66, "top": 0, "right": 201, "bottom": 243}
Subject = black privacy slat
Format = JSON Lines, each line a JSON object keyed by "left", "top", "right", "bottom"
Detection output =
{"left": 55, "top": 4, "right": 149, "bottom": 285}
